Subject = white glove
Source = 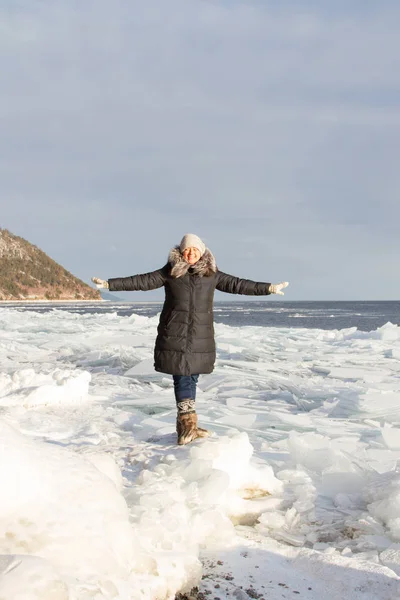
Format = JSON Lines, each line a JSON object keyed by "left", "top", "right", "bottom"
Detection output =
{"left": 269, "top": 281, "right": 289, "bottom": 295}
{"left": 91, "top": 277, "right": 109, "bottom": 289}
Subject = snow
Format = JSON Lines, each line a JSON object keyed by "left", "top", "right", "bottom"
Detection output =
{"left": 0, "top": 306, "right": 400, "bottom": 599}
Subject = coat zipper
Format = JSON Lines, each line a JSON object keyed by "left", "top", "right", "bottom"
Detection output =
{"left": 185, "top": 276, "right": 194, "bottom": 372}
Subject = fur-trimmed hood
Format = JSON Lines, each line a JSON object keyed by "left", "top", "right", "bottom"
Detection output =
{"left": 168, "top": 246, "right": 217, "bottom": 278}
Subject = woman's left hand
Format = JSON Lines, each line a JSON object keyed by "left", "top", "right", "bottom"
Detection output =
{"left": 269, "top": 281, "right": 289, "bottom": 295}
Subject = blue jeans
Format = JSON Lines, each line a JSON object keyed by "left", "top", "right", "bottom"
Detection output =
{"left": 173, "top": 374, "right": 199, "bottom": 403}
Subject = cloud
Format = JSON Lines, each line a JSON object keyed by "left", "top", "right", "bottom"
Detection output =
{"left": 0, "top": 0, "right": 399, "bottom": 299}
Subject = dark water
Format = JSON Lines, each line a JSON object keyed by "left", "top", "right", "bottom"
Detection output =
{"left": 2, "top": 301, "right": 400, "bottom": 332}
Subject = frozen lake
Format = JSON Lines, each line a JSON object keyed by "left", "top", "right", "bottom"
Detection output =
{"left": 0, "top": 302, "right": 400, "bottom": 599}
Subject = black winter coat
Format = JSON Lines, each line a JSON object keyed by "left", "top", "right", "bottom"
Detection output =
{"left": 108, "top": 247, "right": 271, "bottom": 376}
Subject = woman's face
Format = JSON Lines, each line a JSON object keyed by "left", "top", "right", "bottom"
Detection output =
{"left": 182, "top": 246, "right": 201, "bottom": 265}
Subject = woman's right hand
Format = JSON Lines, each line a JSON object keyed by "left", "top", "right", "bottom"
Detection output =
{"left": 91, "top": 277, "right": 109, "bottom": 289}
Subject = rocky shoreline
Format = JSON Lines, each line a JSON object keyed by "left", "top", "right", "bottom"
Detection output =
{"left": 0, "top": 299, "right": 104, "bottom": 304}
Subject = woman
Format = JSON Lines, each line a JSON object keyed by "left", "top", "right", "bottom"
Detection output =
{"left": 92, "top": 233, "right": 288, "bottom": 445}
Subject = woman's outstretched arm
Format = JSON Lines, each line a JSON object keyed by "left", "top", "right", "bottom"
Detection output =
{"left": 92, "top": 266, "right": 168, "bottom": 292}
{"left": 216, "top": 271, "right": 288, "bottom": 296}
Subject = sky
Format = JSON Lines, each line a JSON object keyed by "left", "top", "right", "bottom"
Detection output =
{"left": 1, "top": 0, "right": 399, "bottom": 301}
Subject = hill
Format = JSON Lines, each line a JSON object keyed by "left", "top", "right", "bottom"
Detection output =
{"left": 100, "top": 290, "right": 125, "bottom": 302}
{"left": 0, "top": 228, "right": 101, "bottom": 301}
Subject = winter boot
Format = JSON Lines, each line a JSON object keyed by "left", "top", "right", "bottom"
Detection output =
{"left": 176, "top": 400, "right": 209, "bottom": 445}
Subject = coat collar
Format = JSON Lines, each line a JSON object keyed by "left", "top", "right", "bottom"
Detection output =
{"left": 168, "top": 246, "right": 217, "bottom": 278}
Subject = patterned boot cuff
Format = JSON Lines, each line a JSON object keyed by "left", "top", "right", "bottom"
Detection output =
{"left": 177, "top": 399, "right": 195, "bottom": 414}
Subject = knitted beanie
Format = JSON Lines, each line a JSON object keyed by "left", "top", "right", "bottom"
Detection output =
{"left": 179, "top": 233, "right": 206, "bottom": 256}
